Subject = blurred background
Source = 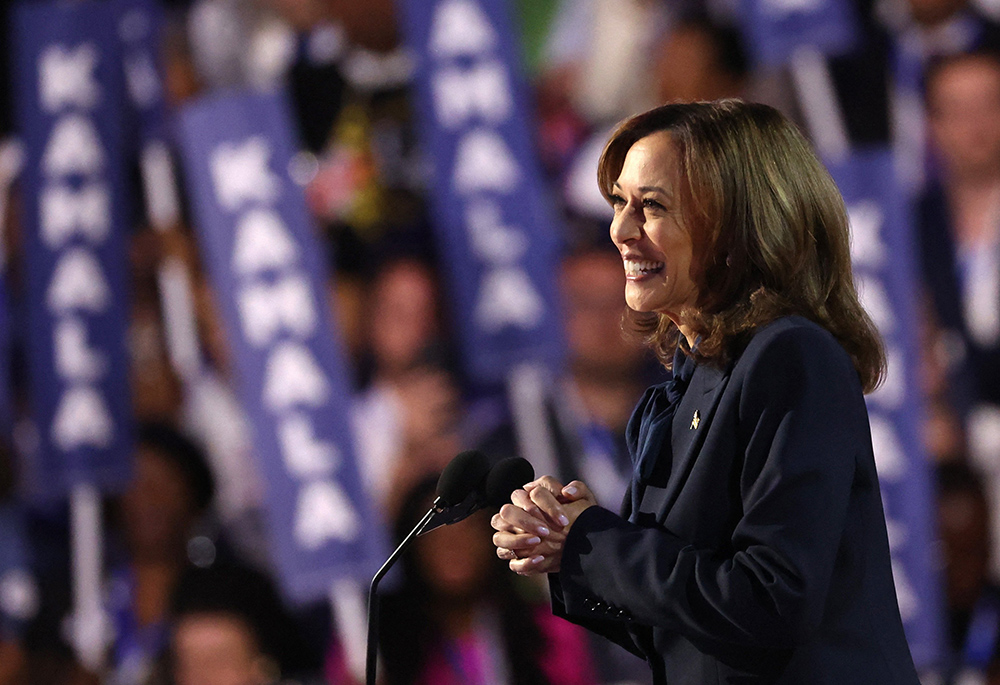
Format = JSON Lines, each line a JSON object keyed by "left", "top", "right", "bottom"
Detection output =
{"left": 2, "top": 0, "right": 1000, "bottom": 683}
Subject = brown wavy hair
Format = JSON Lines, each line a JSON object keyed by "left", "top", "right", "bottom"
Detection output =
{"left": 599, "top": 100, "right": 885, "bottom": 393}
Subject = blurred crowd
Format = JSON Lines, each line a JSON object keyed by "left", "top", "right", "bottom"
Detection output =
{"left": 3, "top": 0, "right": 1000, "bottom": 683}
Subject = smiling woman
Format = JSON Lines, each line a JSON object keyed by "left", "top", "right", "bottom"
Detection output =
{"left": 491, "top": 100, "right": 920, "bottom": 685}
{"left": 607, "top": 131, "right": 698, "bottom": 341}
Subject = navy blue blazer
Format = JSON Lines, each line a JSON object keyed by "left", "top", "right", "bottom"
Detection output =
{"left": 550, "top": 317, "right": 920, "bottom": 684}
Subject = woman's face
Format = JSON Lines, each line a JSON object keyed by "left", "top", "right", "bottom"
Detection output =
{"left": 609, "top": 132, "right": 699, "bottom": 321}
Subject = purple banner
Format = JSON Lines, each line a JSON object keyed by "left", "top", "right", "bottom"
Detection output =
{"left": 741, "top": 0, "right": 859, "bottom": 67}
{"left": 113, "top": 0, "right": 168, "bottom": 146}
{"left": 829, "top": 149, "right": 943, "bottom": 670}
{"left": 397, "top": 0, "right": 565, "bottom": 384}
{"left": 13, "top": 0, "right": 133, "bottom": 497}
{"left": 176, "top": 91, "right": 382, "bottom": 600}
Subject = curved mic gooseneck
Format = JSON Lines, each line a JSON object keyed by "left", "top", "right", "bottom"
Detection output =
{"left": 364, "top": 453, "right": 535, "bottom": 685}
{"left": 365, "top": 449, "right": 489, "bottom": 685}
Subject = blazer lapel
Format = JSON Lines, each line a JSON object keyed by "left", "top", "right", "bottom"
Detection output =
{"left": 656, "top": 362, "right": 730, "bottom": 519}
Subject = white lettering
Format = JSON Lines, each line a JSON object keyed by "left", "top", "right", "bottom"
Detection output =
{"left": 278, "top": 413, "right": 340, "bottom": 477}
{"left": 47, "top": 249, "right": 111, "bottom": 313}
{"left": 42, "top": 115, "right": 105, "bottom": 176}
{"left": 39, "top": 44, "right": 100, "bottom": 112}
{"left": 762, "top": 0, "right": 822, "bottom": 14}
{"left": 848, "top": 201, "right": 886, "bottom": 267}
{"left": 868, "top": 345, "right": 906, "bottom": 410}
{"left": 51, "top": 385, "right": 114, "bottom": 450}
{"left": 432, "top": 61, "right": 512, "bottom": 128}
{"left": 466, "top": 200, "right": 528, "bottom": 263}
{"left": 475, "top": 267, "right": 544, "bottom": 331}
{"left": 54, "top": 318, "right": 106, "bottom": 381}
{"left": 453, "top": 130, "right": 519, "bottom": 195}
{"left": 262, "top": 342, "right": 330, "bottom": 410}
{"left": 429, "top": 0, "right": 497, "bottom": 58}
{"left": 232, "top": 209, "right": 299, "bottom": 275}
{"left": 294, "top": 480, "right": 360, "bottom": 548}
{"left": 40, "top": 183, "right": 109, "bottom": 248}
{"left": 855, "top": 273, "right": 895, "bottom": 333}
{"left": 237, "top": 275, "right": 317, "bottom": 347}
{"left": 211, "top": 136, "right": 281, "bottom": 210}
{"left": 868, "top": 413, "right": 904, "bottom": 481}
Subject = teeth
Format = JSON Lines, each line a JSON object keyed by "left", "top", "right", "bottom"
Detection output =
{"left": 624, "top": 259, "right": 664, "bottom": 276}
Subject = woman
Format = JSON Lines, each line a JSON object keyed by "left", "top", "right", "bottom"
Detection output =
{"left": 491, "top": 101, "right": 921, "bottom": 684}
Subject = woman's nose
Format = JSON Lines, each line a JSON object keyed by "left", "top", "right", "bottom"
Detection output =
{"left": 610, "top": 209, "right": 641, "bottom": 245}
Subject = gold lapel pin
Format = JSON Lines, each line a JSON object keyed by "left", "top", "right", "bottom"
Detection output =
{"left": 690, "top": 410, "right": 701, "bottom": 430}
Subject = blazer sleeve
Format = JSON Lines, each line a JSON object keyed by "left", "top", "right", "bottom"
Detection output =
{"left": 555, "top": 325, "right": 866, "bottom": 651}
{"left": 548, "top": 574, "right": 646, "bottom": 658}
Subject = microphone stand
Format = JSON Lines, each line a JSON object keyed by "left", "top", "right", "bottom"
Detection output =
{"left": 366, "top": 502, "right": 438, "bottom": 685}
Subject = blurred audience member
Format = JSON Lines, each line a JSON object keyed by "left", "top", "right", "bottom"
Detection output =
{"left": 653, "top": 14, "right": 749, "bottom": 105}
{"left": 351, "top": 256, "right": 461, "bottom": 516}
{"left": 561, "top": 12, "right": 747, "bottom": 222}
{"left": 167, "top": 562, "right": 316, "bottom": 685}
{"left": 103, "top": 422, "right": 216, "bottom": 685}
{"left": 937, "top": 461, "right": 1000, "bottom": 684}
{"left": 827, "top": 0, "right": 1000, "bottom": 186}
{"left": 538, "top": 0, "right": 671, "bottom": 127}
{"left": 377, "top": 476, "right": 597, "bottom": 685}
{"left": 181, "top": 272, "right": 267, "bottom": 569}
{"left": 920, "top": 52, "right": 1000, "bottom": 515}
{"left": 129, "top": 229, "right": 184, "bottom": 425}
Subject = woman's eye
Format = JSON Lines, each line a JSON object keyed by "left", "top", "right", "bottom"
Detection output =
{"left": 642, "top": 198, "right": 664, "bottom": 211}
{"left": 609, "top": 194, "right": 626, "bottom": 209}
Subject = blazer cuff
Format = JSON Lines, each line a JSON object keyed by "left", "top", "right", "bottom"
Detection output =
{"left": 559, "top": 506, "right": 635, "bottom": 621}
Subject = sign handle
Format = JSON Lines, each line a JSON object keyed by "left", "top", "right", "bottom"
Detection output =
{"left": 139, "top": 140, "right": 203, "bottom": 383}
{"left": 70, "top": 481, "right": 107, "bottom": 674}
{"left": 789, "top": 46, "right": 850, "bottom": 163}
{"left": 507, "top": 363, "right": 559, "bottom": 483}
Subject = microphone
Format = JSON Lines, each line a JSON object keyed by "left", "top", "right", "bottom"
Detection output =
{"left": 365, "top": 450, "right": 490, "bottom": 685}
{"left": 485, "top": 456, "right": 535, "bottom": 507}
{"left": 417, "top": 456, "right": 534, "bottom": 536}
{"left": 434, "top": 449, "right": 490, "bottom": 508}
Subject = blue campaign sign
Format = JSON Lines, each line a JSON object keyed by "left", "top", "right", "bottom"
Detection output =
{"left": 397, "top": 0, "right": 565, "bottom": 384}
{"left": 175, "top": 91, "right": 382, "bottom": 600}
{"left": 113, "top": 0, "right": 168, "bottom": 146}
{"left": 12, "top": 0, "right": 133, "bottom": 497}
{"left": 741, "top": 0, "right": 859, "bottom": 67}
{"left": 829, "top": 149, "right": 943, "bottom": 670}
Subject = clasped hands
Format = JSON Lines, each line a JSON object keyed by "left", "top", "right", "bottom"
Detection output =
{"left": 491, "top": 476, "right": 597, "bottom": 576}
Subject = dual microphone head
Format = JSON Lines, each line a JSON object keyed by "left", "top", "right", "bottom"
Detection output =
{"left": 422, "top": 450, "right": 534, "bottom": 535}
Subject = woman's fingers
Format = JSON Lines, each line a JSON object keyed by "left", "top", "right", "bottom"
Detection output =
{"left": 508, "top": 552, "right": 561, "bottom": 576}
{"left": 492, "top": 529, "right": 543, "bottom": 551}
{"left": 528, "top": 483, "right": 571, "bottom": 529}
{"left": 501, "top": 497, "right": 555, "bottom": 537}
{"left": 561, "top": 480, "right": 599, "bottom": 506}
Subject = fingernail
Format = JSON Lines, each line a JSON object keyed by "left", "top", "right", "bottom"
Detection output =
{"left": 537, "top": 526, "right": 550, "bottom": 536}
{"left": 558, "top": 515, "right": 569, "bottom": 527}
{"left": 527, "top": 536, "right": 541, "bottom": 545}
{"left": 531, "top": 556, "right": 544, "bottom": 564}
{"left": 565, "top": 486, "right": 578, "bottom": 496}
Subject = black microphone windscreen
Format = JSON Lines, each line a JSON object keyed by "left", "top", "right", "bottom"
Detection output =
{"left": 436, "top": 450, "right": 490, "bottom": 506}
{"left": 485, "top": 458, "right": 535, "bottom": 508}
